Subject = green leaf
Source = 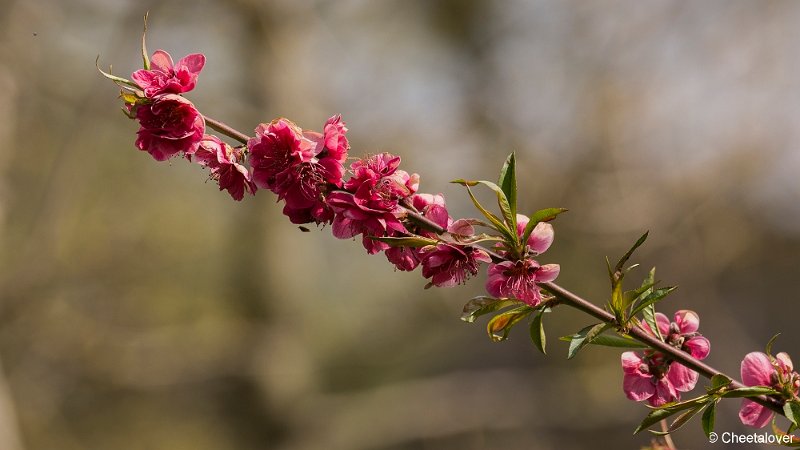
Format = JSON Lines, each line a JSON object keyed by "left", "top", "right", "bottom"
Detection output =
{"left": 623, "top": 280, "right": 657, "bottom": 306}
{"left": 460, "top": 297, "right": 521, "bottom": 323}
{"left": 530, "top": 310, "right": 546, "bottom": 354}
{"left": 141, "top": 12, "right": 151, "bottom": 70}
{"left": 634, "top": 394, "right": 711, "bottom": 434}
{"left": 370, "top": 235, "right": 439, "bottom": 248}
{"left": 615, "top": 231, "right": 649, "bottom": 273}
{"left": 96, "top": 56, "right": 142, "bottom": 90}
{"left": 719, "top": 386, "right": 782, "bottom": 398}
{"left": 709, "top": 374, "right": 732, "bottom": 392}
{"left": 785, "top": 401, "right": 800, "bottom": 427}
{"left": 448, "top": 233, "right": 504, "bottom": 245}
{"left": 452, "top": 179, "right": 517, "bottom": 247}
{"left": 766, "top": 333, "right": 781, "bottom": 356}
{"left": 452, "top": 181, "right": 515, "bottom": 243}
{"left": 641, "top": 300, "right": 663, "bottom": 342}
{"left": 649, "top": 404, "right": 704, "bottom": 436}
{"left": 630, "top": 287, "right": 677, "bottom": 318}
{"left": 520, "top": 208, "right": 568, "bottom": 249}
{"left": 498, "top": 153, "right": 517, "bottom": 227}
{"left": 567, "top": 323, "right": 611, "bottom": 359}
{"left": 559, "top": 332, "right": 648, "bottom": 349}
{"left": 486, "top": 306, "right": 534, "bottom": 342}
{"left": 702, "top": 401, "right": 717, "bottom": 438}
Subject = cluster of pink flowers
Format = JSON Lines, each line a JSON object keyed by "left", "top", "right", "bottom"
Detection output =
{"left": 249, "top": 116, "right": 349, "bottom": 223}
{"left": 130, "top": 51, "right": 206, "bottom": 161}
{"left": 128, "top": 49, "right": 258, "bottom": 201}
{"left": 124, "top": 49, "right": 561, "bottom": 299}
{"left": 621, "top": 310, "right": 710, "bottom": 406}
{"left": 739, "top": 351, "right": 800, "bottom": 428}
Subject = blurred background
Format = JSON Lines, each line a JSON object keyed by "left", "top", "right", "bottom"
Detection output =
{"left": 1, "top": 0, "right": 799, "bottom": 448}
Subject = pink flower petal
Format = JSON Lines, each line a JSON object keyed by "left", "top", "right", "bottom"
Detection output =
{"left": 332, "top": 216, "right": 359, "bottom": 239}
{"left": 527, "top": 222, "right": 554, "bottom": 255}
{"left": 741, "top": 352, "right": 775, "bottom": 386}
{"left": 674, "top": 310, "right": 700, "bottom": 333}
{"left": 667, "top": 363, "right": 699, "bottom": 392}
{"left": 623, "top": 373, "right": 655, "bottom": 402}
{"left": 178, "top": 53, "right": 205, "bottom": 73}
{"left": 739, "top": 399, "right": 774, "bottom": 428}
{"left": 776, "top": 352, "right": 794, "bottom": 372}
{"left": 448, "top": 219, "right": 474, "bottom": 236}
{"left": 536, "top": 264, "right": 560, "bottom": 283}
{"left": 150, "top": 50, "right": 174, "bottom": 72}
{"left": 684, "top": 336, "right": 710, "bottom": 360}
{"left": 650, "top": 377, "right": 678, "bottom": 406}
{"left": 621, "top": 352, "right": 643, "bottom": 374}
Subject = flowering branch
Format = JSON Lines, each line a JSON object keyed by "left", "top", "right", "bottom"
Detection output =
{"left": 99, "top": 22, "right": 800, "bottom": 448}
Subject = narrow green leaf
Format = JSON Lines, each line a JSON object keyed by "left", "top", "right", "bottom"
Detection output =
{"left": 478, "top": 180, "right": 516, "bottom": 244}
{"left": 649, "top": 404, "right": 704, "bottom": 436}
{"left": 448, "top": 233, "right": 504, "bottom": 245}
{"left": 96, "top": 56, "right": 142, "bottom": 89}
{"left": 634, "top": 394, "right": 711, "bottom": 434}
{"left": 623, "top": 280, "right": 657, "bottom": 306}
{"left": 486, "top": 306, "right": 534, "bottom": 342}
{"left": 498, "top": 153, "right": 517, "bottom": 226}
{"left": 615, "top": 231, "right": 649, "bottom": 273}
{"left": 766, "top": 333, "right": 781, "bottom": 356}
{"left": 784, "top": 401, "right": 800, "bottom": 427}
{"left": 530, "top": 310, "right": 546, "bottom": 354}
{"left": 702, "top": 401, "right": 717, "bottom": 438}
{"left": 720, "top": 386, "right": 782, "bottom": 398}
{"left": 370, "top": 235, "right": 439, "bottom": 248}
{"left": 452, "top": 181, "right": 515, "bottom": 243}
{"left": 141, "top": 12, "right": 151, "bottom": 70}
{"left": 520, "top": 208, "right": 568, "bottom": 248}
{"left": 709, "top": 374, "right": 732, "bottom": 392}
{"left": 641, "top": 298, "right": 664, "bottom": 342}
{"left": 461, "top": 297, "right": 522, "bottom": 323}
{"left": 610, "top": 274, "right": 626, "bottom": 324}
{"left": 567, "top": 323, "right": 610, "bottom": 359}
{"left": 559, "top": 333, "right": 648, "bottom": 349}
{"left": 630, "top": 287, "right": 677, "bottom": 318}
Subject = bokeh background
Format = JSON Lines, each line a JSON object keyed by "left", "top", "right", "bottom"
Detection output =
{"left": 1, "top": 0, "right": 799, "bottom": 449}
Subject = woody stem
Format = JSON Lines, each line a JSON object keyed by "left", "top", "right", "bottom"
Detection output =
{"left": 203, "top": 115, "right": 250, "bottom": 145}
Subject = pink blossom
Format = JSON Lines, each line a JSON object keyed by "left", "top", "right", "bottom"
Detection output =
{"left": 249, "top": 116, "right": 349, "bottom": 224}
{"left": 622, "top": 351, "right": 688, "bottom": 406}
{"left": 248, "top": 118, "right": 315, "bottom": 191}
{"left": 328, "top": 153, "right": 419, "bottom": 253}
{"left": 420, "top": 243, "right": 491, "bottom": 288}
{"left": 483, "top": 214, "right": 558, "bottom": 306}
{"left": 412, "top": 193, "right": 450, "bottom": 231}
{"left": 514, "top": 214, "right": 554, "bottom": 255}
{"left": 622, "top": 310, "right": 710, "bottom": 406}
{"left": 385, "top": 246, "right": 421, "bottom": 271}
{"left": 134, "top": 94, "right": 205, "bottom": 161}
{"left": 739, "top": 351, "right": 800, "bottom": 428}
{"left": 193, "top": 135, "right": 256, "bottom": 201}
{"left": 644, "top": 310, "right": 711, "bottom": 360}
{"left": 485, "top": 259, "right": 560, "bottom": 306}
{"left": 384, "top": 193, "right": 450, "bottom": 271}
{"left": 132, "top": 50, "right": 205, "bottom": 98}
